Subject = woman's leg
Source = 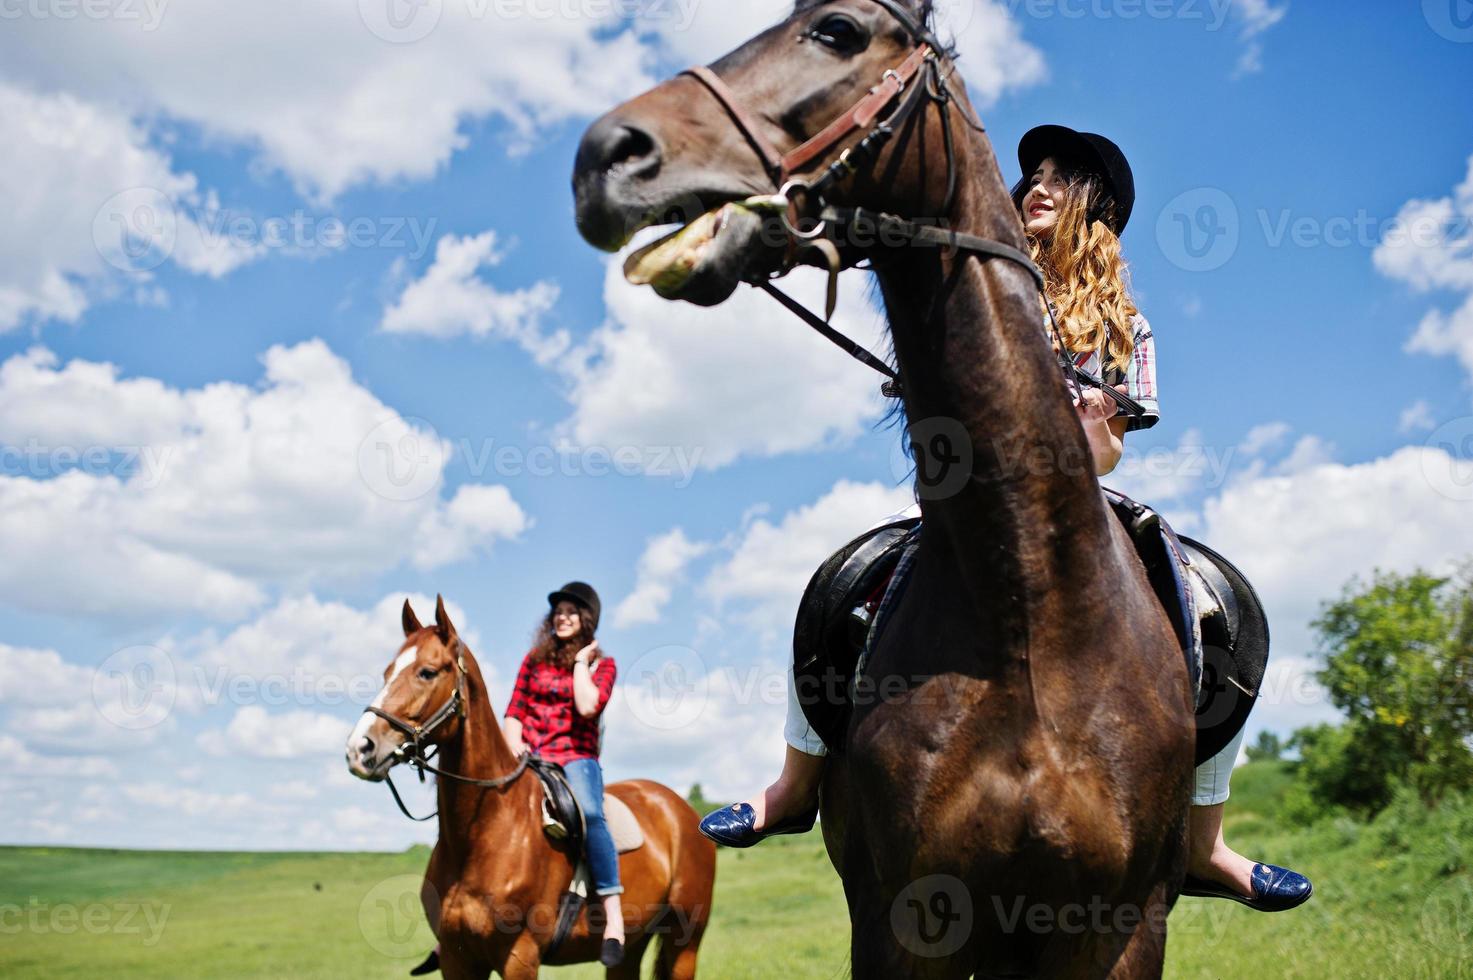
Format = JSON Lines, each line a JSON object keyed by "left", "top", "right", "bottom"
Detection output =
{"left": 563, "top": 759, "right": 625, "bottom": 943}
{"left": 1187, "top": 725, "right": 1255, "bottom": 893}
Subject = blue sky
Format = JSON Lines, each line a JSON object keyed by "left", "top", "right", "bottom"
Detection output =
{"left": 1, "top": 0, "right": 1470, "bottom": 851}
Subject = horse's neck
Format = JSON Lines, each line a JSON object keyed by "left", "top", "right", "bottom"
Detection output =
{"left": 876, "top": 131, "right": 1117, "bottom": 618}
{"left": 434, "top": 662, "right": 532, "bottom": 859}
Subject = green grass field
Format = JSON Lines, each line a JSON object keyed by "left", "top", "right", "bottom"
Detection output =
{"left": 2, "top": 763, "right": 1469, "bottom": 978}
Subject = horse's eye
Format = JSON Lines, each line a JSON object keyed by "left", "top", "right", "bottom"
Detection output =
{"left": 810, "top": 14, "right": 866, "bottom": 52}
{"left": 418, "top": 668, "right": 437, "bottom": 681}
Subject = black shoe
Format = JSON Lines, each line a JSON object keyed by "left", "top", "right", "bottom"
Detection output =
{"left": 409, "top": 948, "right": 440, "bottom": 975}
{"left": 1182, "top": 863, "right": 1313, "bottom": 912}
{"left": 698, "top": 802, "right": 818, "bottom": 848}
{"left": 600, "top": 938, "right": 625, "bottom": 967}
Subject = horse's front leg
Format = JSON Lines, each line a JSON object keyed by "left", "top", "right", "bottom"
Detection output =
{"left": 492, "top": 932, "right": 541, "bottom": 980}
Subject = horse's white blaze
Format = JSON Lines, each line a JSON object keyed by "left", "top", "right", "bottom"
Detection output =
{"left": 348, "top": 645, "right": 418, "bottom": 750}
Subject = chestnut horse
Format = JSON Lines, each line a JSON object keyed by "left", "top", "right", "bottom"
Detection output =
{"left": 572, "top": 2, "right": 1192, "bottom": 977}
{"left": 346, "top": 596, "right": 716, "bottom": 979}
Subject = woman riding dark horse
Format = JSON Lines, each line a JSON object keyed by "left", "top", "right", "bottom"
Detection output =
{"left": 699, "top": 124, "right": 1312, "bottom": 914}
{"left": 573, "top": 1, "right": 1306, "bottom": 974}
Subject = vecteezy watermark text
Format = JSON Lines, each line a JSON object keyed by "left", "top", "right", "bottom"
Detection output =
{"left": 0, "top": 899, "right": 171, "bottom": 947}
{"left": 1001, "top": 0, "right": 1232, "bottom": 30}
{"left": 1, "top": 440, "right": 173, "bottom": 487}
{"left": 94, "top": 187, "right": 439, "bottom": 274}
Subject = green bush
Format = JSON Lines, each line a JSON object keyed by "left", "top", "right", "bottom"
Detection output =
{"left": 1293, "top": 566, "right": 1473, "bottom": 815}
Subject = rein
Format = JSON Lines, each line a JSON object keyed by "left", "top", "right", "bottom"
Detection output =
{"left": 361, "top": 639, "right": 531, "bottom": 822}
{"left": 681, "top": 0, "right": 1146, "bottom": 418}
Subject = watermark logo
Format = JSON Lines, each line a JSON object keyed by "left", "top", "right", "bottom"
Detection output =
{"left": 92, "top": 645, "right": 176, "bottom": 731}
{"left": 622, "top": 645, "right": 708, "bottom": 732}
{"left": 359, "top": 0, "right": 441, "bottom": 43}
{"left": 1420, "top": 876, "right": 1473, "bottom": 953}
{"left": 1423, "top": 0, "right": 1473, "bottom": 42}
{"left": 891, "top": 874, "right": 973, "bottom": 958}
{"left": 359, "top": 875, "right": 436, "bottom": 958}
{"left": 1422, "top": 416, "right": 1473, "bottom": 502}
{"left": 357, "top": 416, "right": 446, "bottom": 502}
{"left": 93, "top": 188, "right": 178, "bottom": 273}
{"left": 1157, "top": 188, "right": 1239, "bottom": 272}
{"left": 892, "top": 416, "right": 972, "bottom": 501}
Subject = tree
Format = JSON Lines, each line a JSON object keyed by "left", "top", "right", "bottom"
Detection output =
{"left": 1299, "top": 567, "right": 1473, "bottom": 813}
{"left": 1245, "top": 730, "right": 1284, "bottom": 762}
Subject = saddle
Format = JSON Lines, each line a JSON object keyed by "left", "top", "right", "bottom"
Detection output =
{"left": 792, "top": 490, "right": 1270, "bottom": 767}
{"left": 526, "top": 758, "right": 646, "bottom": 958}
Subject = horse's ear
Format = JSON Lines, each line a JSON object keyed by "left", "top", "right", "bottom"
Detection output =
{"left": 402, "top": 599, "right": 422, "bottom": 637}
{"left": 434, "top": 594, "right": 458, "bottom": 643}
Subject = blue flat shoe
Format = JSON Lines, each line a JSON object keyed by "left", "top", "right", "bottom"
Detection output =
{"left": 699, "top": 802, "right": 817, "bottom": 848}
{"left": 1182, "top": 863, "right": 1312, "bottom": 912}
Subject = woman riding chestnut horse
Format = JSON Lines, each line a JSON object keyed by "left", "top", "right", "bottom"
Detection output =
{"left": 346, "top": 594, "right": 715, "bottom": 979}
{"left": 573, "top": 1, "right": 1286, "bottom": 976}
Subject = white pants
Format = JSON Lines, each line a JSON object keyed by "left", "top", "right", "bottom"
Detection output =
{"left": 783, "top": 665, "right": 1246, "bottom": 806}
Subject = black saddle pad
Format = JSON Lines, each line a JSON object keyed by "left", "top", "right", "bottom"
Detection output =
{"left": 528, "top": 757, "right": 584, "bottom": 851}
{"left": 792, "top": 505, "right": 1270, "bottom": 767}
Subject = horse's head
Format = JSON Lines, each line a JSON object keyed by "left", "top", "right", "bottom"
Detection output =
{"left": 345, "top": 595, "right": 470, "bottom": 782}
{"left": 573, "top": 0, "right": 973, "bottom": 307}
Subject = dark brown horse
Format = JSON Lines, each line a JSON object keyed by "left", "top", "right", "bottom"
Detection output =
{"left": 346, "top": 596, "right": 716, "bottom": 979}
{"left": 572, "top": 2, "right": 1193, "bottom": 976}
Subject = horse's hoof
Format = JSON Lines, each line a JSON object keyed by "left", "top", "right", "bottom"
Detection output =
{"left": 698, "top": 802, "right": 817, "bottom": 848}
{"left": 600, "top": 938, "right": 625, "bottom": 967}
{"left": 409, "top": 949, "right": 440, "bottom": 975}
{"left": 1182, "top": 864, "right": 1313, "bottom": 911}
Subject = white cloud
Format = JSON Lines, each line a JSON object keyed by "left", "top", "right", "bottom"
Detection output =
{"left": 0, "top": 643, "right": 95, "bottom": 707}
{"left": 603, "top": 654, "right": 790, "bottom": 802}
{"left": 0, "top": 84, "right": 257, "bottom": 331}
{"left": 1399, "top": 399, "right": 1437, "bottom": 434}
{"left": 1375, "top": 154, "right": 1473, "bottom": 384}
{"left": 186, "top": 591, "right": 483, "bottom": 701}
{"left": 563, "top": 262, "right": 892, "bottom": 471}
{"left": 1274, "top": 434, "right": 1336, "bottom": 475}
{"left": 1231, "top": 0, "right": 1289, "bottom": 77}
{"left": 381, "top": 232, "right": 566, "bottom": 363}
{"left": 612, "top": 528, "right": 712, "bottom": 627}
{"left": 1239, "top": 421, "right": 1292, "bottom": 457}
{"left": 0, "top": 734, "right": 117, "bottom": 780}
{"left": 938, "top": 0, "right": 1048, "bottom": 107}
{"left": 705, "top": 479, "right": 913, "bottom": 638}
{"left": 0, "top": 0, "right": 657, "bottom": 202}
{"left": 198, "top": 705, "right": 352, "bottom": 759}
{"left": 1196, "top": 445, "right": 1470, "bottom": 666}
{"left": 0, "top": 341, "right": 526, "bottom": 622}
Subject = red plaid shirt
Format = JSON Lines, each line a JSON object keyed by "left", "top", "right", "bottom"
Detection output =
{"left": 504, "top": 652, "right": 617, "bottom": 764}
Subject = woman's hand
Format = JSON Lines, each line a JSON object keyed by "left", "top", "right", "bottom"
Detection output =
{"left": 574, "top": 640, "right": 601, "bottom": 666}
{"left": 1075, "top": 384, "right": 1124, "bottom": 424}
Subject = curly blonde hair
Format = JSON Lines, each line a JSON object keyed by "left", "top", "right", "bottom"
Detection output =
{"left": 1013, "top": 168, "right": 1137, "bottom": 374}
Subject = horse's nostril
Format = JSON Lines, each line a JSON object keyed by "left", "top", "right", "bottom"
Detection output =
{"left": 359, "top": 736, "right": 375, "bottom": 756}
{"left": 589, "top": 118, "right": 661, "bottom": 177}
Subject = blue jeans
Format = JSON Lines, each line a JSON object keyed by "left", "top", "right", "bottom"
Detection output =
{"left": 562, "top": 758, "right": 623, "bottom": 896}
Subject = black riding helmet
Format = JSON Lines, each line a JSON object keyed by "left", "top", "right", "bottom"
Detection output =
{"left": 1012, "top": 124, "right": 1135, "bottom": 235}
{"left": 548, "top": 581, "right": 601, "bottom": 631}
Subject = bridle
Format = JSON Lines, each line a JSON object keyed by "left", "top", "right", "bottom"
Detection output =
{"left": 361, "top": 637, "right": 530, "bottom": 822}
{"left": 679, "top": 0, "right": 1145, "bottom": 417}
